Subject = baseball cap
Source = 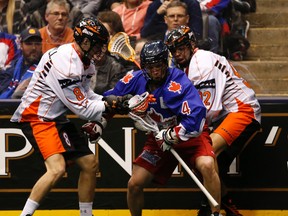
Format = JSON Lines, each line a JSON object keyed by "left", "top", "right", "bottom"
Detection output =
{"left": 20, "top": 27, "right": 42, "bottom": 42}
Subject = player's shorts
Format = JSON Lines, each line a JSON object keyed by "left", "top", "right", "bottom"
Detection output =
{"left": 20, "top": 121, "right": 93, "bottom": 161}
{"left": 134, "top": 126, "right": 215, "bottom": 185}
{"left": 213, "top": 112, "right": 261, "bottom": 146}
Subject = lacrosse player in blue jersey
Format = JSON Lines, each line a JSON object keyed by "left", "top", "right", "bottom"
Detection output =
{"left": 102, "top": 40, "right": 223, "bottom": 216}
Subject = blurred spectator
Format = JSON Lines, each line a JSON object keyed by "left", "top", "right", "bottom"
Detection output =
{"left": 90, "top": 12, "right": 128, "bottom": 94}
{"left": 89, "top": 43, "right": 127, "bottom": 95}
{"left": 134, "top": 37, "right": 148, "bottom": 66}
{"left": 97, "top": 10, "right": 135, "bottom": 72}
{"left": 39, "top": 0, "right": 74, "bottom": 53}
{"left": 0, "top": 0, "right": 29, "bottom": 34}
{"left": 198, "top": 0, "right": 230, "bottom": 53}
{"left": 73, "top": 0, "right": 103, "bottom": 17}
{"left": 0, "top": 27, "right": 42, "bottom": 99}
{"left": 97, "top": 10, "right": 125, "bottom": 40}
{"left": 141, "top": 0, "right": 203, "bottom": 41}
{"left": 0, "top": 32, "right": 21, "bottom": 71}
{"left": 113, "top": 0, "right": 152, "bottom": 40}
{"left": 28, "top": 0, "right": 83, "bottom": 30}
{"left": 22, "top": 0, "right": 45, "bottom": 14}
{"left": 89, "top": 0, "right": 122, "bottom": 11}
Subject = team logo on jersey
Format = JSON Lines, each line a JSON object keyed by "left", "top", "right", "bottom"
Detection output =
{"left": 148, "top": 108, "right": 177, "bottom": 130}
{"left": 121, "top": 72, "right": 134, "bottom": 84}
{"left": 168, "top": 81, "right": 182, "bottom": 94}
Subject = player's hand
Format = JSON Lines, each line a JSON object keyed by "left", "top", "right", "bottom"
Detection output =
{"left": 155, "top": 127, "right": 179, "bottom": 151}
{"left": 103, "top": 94, "right": 133, "bottom": 115}
{"left": 81, "top": 118, "right": 107, "bottom": 143}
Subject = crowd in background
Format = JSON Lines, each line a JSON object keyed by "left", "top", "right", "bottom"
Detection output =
{"left": 0, "top": 0, "right": 255, "bottom": 99}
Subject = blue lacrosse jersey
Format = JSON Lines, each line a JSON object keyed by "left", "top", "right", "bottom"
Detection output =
{"left": 104, "top": 67, "right": 207, "bottom": 140}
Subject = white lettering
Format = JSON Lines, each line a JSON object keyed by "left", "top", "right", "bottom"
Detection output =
{"left": 97, "top": 127, "right": 133, "bottom": 175}
{"left": 265, "top": 126, "right": 279, "bottom": 145}
{"left": 0, "top": 129, "right": 33, "bottom": 176}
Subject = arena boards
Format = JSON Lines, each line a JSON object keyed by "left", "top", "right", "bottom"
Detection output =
{"left": 1, "top": 210, "right": 288, "bottom": 216}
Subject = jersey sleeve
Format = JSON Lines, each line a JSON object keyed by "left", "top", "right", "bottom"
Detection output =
{"left": 103, "top": 70, "right": 145, "bottom": 96}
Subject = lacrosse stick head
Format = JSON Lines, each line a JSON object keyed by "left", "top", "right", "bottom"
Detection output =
{"left": 108, "top": 32, "right": 136, "bottom": 62}
{"left": 128, "top": 92, "right": 150, "bottom": 114}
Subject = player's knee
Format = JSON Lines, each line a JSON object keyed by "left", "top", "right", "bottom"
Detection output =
{"left": 48, "top": 165, "right": 66, "bottom": 179}
{"left": 81, "top": 155, "right": 99, "bottom": 173}
{"left": 197, "top": 157, "right": 216, "bottom": 177}
{"left": 127, "top": 178, "right": 143, "bottom": 195}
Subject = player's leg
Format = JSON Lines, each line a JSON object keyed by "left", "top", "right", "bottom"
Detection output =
{"left": 195, "top": 155, "right": 221, "bottom": 215}
{"left": 20, "top": 153, "right": 66, "bottom": 216}
{"left": 19, "top": 121, "right": 69, "bottom": 216}
{"left": 75, "top": 154, "right": 98, "bottom": 216}
{"left": 127, "top": 164, "right": 154, "bottom": 216}
{"left": 212, "top": 115, "right": 261, "bottom": 216}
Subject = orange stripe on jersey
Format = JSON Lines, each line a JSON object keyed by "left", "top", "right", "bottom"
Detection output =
{"left": 20, "top": 96, "right": 42, "bottom": 122}
{"left": 30, "top": 121, "right": 66, "bottom": 160}
{"left": 235, "top": 98, "right": 255, "bottom": 119}
{"left": 214, "top": 99, "right": 255, "bottom": 145}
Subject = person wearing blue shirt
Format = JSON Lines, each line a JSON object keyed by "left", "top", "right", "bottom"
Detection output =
{"left": 0, "top": 27, "right": 42, "bottom": 99}
{"left": 103, "top": 40, "right": 223, "bottom": 216}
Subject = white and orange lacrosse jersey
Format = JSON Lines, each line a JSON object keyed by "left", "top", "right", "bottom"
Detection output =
{"left": 11, "top": 43, "right": 105, "bottom": 123}
{"left": 187, "top": 49, "right": 261, "bottom": 126}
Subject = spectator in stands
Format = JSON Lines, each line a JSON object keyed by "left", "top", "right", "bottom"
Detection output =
{"left": 0, "top": 32, "right": 21, "bottom": 71}
{"left": 28, "top": 0, "right": 83, "bottom": 29}
{"left": 22, "top": 0, "right": 45, "bottom": 14}
{"left": 89, "top": 43, "right": 127, "bottom": 95}
{"left": 141, "top": 0, "right": 203, "bottom": 41}
{"left": 0, "top": 27, "right": 42, "bottom": 99}
{"left": 198, "top": 0, "right": 230, "bottom": 53}
{"left": 97, "top": 10, "right": 125, "bottom": 40}
{"left": 72, "top": 0, "right": 103, "bottom": 17}
{"left": 113, "top": 0, "right": 152, "bottom": 40}
{"left": 97, "top": 10, "right": 136, "bottom": 72}
{"left": 134, "top": 38, "right": 148, "bottom": 65}
{"left": 0, "top": 0, "right": 29, "bottom": 34}
{"left": 39, "top": 0, "right": 74, "bottom": 53}
{"left": 221, "top": 0, "right": 251, "bottom": 60}
{"left": 88, "top": 10, "right": 131, "bottom": 94}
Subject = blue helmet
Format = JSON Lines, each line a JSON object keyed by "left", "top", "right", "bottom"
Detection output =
{"left": 140, "top": 40, "right": 169, "bottom": 69}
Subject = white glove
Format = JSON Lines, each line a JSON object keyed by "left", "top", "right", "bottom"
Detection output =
{"left": 155, "top": 127, "right": 179, "bottom": 151}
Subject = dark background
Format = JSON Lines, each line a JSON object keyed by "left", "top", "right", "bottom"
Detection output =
{"left": 0, "top": 98, "right": 288, "bottom": 210}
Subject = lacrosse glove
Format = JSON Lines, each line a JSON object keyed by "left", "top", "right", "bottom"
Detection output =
{"left": 81, "top": 117, "right": 107, "bottom": 143}
{"left": 103, "top": 94, "right": 133, "bottom": 115}
{"left": 155, "top": 127, "right": 180, "bottom": 151}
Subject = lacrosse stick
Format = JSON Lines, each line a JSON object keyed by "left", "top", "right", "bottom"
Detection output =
{"left": 128, "top": 94, "right": 219, "bottom": 208}
{"left": 108, "top": 32, "right": 141, "bottom": 69}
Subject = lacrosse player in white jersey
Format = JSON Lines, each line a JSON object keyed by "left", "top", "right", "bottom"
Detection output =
{"left": 11, "top": 17, "right": 131, "bottom": 216}
{"left": 165, "top": 25, "right": 261, "bottom": 216}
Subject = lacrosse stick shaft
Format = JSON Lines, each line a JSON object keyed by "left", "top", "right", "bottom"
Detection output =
{"left": 170, "top": 148, "right": 219, "bottom": 207}
{"left": 127, "top": 97, "right": 218, "bottom": 207}
{"left": 133, "top": 60, "right": 141, "bottom": 70}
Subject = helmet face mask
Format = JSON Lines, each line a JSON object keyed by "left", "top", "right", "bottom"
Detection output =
{"left": 165, "top": 25, "right": 196, "bottom": 53}
{"left": 165, "top": 25, "right": 197, "bottom": 68}
{"left": 74, "top": 17, "right": 109, "bottom": 59}
{"left": 140, "top": 41, "right": 169, "bottom": 84}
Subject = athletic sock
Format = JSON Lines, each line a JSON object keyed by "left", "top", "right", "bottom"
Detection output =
{"left": 20, "top": 198, "right": 39, "bottom": 216}
{"left": 79, "top": 202, "right": 93, "bottom": 216}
